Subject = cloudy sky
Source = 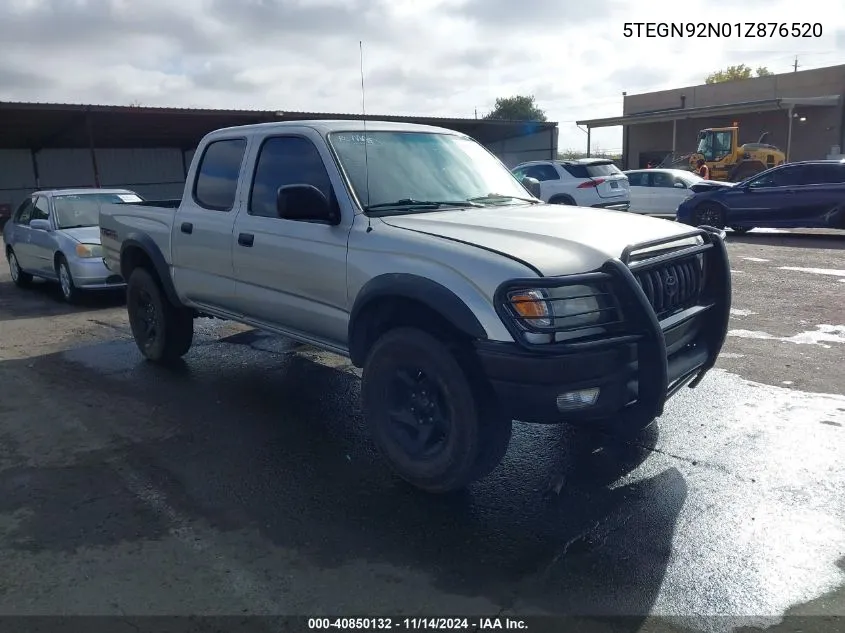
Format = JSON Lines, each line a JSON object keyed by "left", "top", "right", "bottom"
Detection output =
{"left": 2, "top": 0, "right": 844, "bottom": 152}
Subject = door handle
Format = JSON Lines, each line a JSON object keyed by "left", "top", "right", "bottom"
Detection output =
{"left": 180, "top": 222, "right": 193, "bottom": 234}
{"left": 238, "top": 233, "right": 254, "bottom": 247}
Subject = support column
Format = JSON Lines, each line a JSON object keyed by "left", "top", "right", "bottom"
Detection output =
{"left": 785, "top": 106, "right": 795, "bottom": 162}
{"left": 672, "top": 119, "right": 677, "bottom": 156}
{"left": 86, "top": 112, "right": 101, "bottom": 187}
{"left": 30, "top": 149, "right": 41, "bottom": 189}
{"left": 586, "top": 126, "right": 591, "bottom": 157}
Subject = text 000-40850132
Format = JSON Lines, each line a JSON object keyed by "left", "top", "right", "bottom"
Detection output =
{"left": 307, "top": 617, "right": 529, "bottom": 630}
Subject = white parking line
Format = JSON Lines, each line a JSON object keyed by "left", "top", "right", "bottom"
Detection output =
{"left": 779, "top": 267, "right": 845, "bottom": 277}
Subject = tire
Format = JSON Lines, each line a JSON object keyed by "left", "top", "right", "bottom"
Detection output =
{"left": 56, "top": 256, "right": 80, "bottom": 303}
{"left": 550, "top": 196, "right": 575, "bottom": 205}
{"left": 126, "top": 267, "right": 194, "bottom": 364}
{"left": 730, "top": 226, "right": 752, "bottom": 234}
{"left": 6, "top": 248, "right": 33, "bottom": 288}
{"left": 361, "top": 327, "right": 512, "bottom": 493}
{"left": 693, "top": 203, "right": 725, "bottom": 229}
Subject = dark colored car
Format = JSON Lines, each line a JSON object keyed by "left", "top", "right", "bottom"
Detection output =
{"left": 676, "top": 160, "right": 845, "bottom": 233}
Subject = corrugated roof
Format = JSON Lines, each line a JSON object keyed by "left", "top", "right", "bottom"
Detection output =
{"left": 0, "top": 100, "right": 556, "bottom": 126}
{"left": 0, "top": 100, "right": 557, "bottom": 149}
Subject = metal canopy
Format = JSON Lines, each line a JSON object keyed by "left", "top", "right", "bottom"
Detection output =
{"left": 577, "top": 95, "right": 841, "bottom": 129}
{"left": 0, "top": 101, "right": 557, "bottom": 149}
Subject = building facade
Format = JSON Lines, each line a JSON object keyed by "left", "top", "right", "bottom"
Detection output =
{"left": 578, "top": 64, "right": 845, "bottom": 170}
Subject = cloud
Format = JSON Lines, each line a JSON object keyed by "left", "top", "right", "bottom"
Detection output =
{"left": 0, "top": 66, "right": 52, "bottom": 91}
{"left": 454, "top": 0, "right": 620, "bottom": 30}
{"left": 0, "top": 0, "right": 843, "bottom": 153}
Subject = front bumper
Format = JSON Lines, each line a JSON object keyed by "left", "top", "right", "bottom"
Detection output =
{"left": 69, "top": 256, "right": 125, "bottom": 290}
{"left": 478, "top": 227, "right": 731, "bottom": 429}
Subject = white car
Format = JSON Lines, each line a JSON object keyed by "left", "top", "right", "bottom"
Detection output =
{"left": 624, "top": 168, "right": 703, "bottom": 215}
{"left": 512, "top": 158, "right": 630, "bottom": 210}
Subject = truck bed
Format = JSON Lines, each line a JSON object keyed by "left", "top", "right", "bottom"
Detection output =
{"left": 99, "top": 201, "right": 176, "bottom": 273}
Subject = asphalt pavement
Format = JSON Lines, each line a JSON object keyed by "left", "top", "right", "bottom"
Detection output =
{"left": 0, "top": 229, "right": 843, "bottom": 633}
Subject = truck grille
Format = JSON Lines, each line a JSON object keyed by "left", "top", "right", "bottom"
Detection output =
{"left": 634, "top": 257, "right": 704, "bottom": 319}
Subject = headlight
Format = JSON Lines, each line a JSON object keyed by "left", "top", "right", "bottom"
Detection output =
{"left": 506, "top": 284, "right": 615, "bottom": 338}
{"left": 75, "top": 243, "right": 103, "bottom": 258}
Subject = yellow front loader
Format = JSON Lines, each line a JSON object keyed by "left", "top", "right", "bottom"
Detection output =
{"left": 688, "top": 125, "right": 785, "bottom": 182}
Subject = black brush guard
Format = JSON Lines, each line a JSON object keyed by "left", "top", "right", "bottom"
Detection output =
{"left": 492, "top": 226, "right": 731, "bottom": 423}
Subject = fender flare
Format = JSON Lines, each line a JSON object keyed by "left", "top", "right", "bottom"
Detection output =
{"left": 120, "top": 232, "right": 184, "bottom": 307}
{"left": 348, "top": 273, "right": 488, "bottom": 366}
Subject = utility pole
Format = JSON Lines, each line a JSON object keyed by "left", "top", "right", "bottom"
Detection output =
{"left": 474, "top": 108, "right": 478, "bottom": 119}
{"left": 793, "top": 56, "right": 799, "bottom": 72}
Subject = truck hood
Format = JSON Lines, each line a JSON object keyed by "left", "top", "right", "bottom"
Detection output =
{"left": 380, "top": 204, "right": 701, "bottom": 276}
{"left": 59, "top": 226, "right": 101, "bottom": 244}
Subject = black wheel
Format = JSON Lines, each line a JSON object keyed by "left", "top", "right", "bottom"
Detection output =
{"left": 6, "top": 248, "right": 33, "bottom": 288}
{"left": 56, "top": 256, "right": 80, "bottom": 303}
{"left": 550, "top": 196, "right": 575, "bottom": 205}
{"left": 730, "top": 226, "right": 752, "bottom": 234}
{"left": 126, "top": 267, "right": 194, "bottom": 364}
{"left": 693, "top": 203, "right": 725, "bottom": 229}
{"left": 361, "top": 327, "right": 512, "bottom": 493}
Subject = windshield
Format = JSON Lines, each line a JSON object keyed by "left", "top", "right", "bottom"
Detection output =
{"left": 53, "top": 192, "right": 142, "bottom": 228}
{"left": 679, "top": 171, "right": 703, "bottom": 185}
{"left": 327, "top": 131, "right": 530, "bottom": 212}
{"left": 696, "top": 131, "right": 732, "bottom": 162}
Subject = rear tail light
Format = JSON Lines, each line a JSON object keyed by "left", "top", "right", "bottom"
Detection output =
{"left": 577, "top": 178, "right": 605, "bottom": 188}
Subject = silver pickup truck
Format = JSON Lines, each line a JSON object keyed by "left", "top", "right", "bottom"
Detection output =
{"left": 99, "top": 120, "right": 731, "bottom": 493}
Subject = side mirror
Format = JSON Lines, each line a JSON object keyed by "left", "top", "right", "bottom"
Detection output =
{"left": 521, "top": 176, "right": 542, "bottom": 198}
{"left": 276, "top": 184, "right": 339, "bottom": 225}
{"left": 29, "top": 219, "right": 52, "bottom": 231}
{"left": 673, "top": 182, "right": 686, "bottom": 189}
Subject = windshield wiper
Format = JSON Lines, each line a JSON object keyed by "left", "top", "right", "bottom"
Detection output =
{"left": 59, "top": 224, "right": 92, "bottom": 229}
{"left": 364, "top": 199, "right": 482, "bottom": 213}
{"left": 467, "top": 193, "right": 541, "bottom": 205}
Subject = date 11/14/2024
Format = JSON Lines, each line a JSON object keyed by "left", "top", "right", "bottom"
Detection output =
{"left": 308, "top": 617, "right": 528, "bottom": 630}
{"left": 623, "top": 22, "right": 823, "bottom": 38}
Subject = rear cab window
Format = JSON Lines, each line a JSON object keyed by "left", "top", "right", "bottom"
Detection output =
{"left": 193, "top": 138, "right": 248, "bottom": 211}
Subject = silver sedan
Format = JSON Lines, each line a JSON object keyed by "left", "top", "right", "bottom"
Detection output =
{"left": 3, "top": 188, "right": 142, "bottom": 302}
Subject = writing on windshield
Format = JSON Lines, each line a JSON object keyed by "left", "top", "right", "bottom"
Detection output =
{"left": 54, "top": 193, "right": 142, "bottom": 228}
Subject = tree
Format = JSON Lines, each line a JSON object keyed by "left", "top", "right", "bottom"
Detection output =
{"left": 705, "top": 64, "right": 773, "bottom": 84}
{"left": 483, "top": 95, "right": 547, "bottom": 121}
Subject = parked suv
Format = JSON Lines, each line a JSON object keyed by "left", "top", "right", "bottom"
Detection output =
{"left": 100, "top": 121, "right": 730, "bottom": 494}
{"left": 512, "top": 158, "right": 630, "bottom": 210}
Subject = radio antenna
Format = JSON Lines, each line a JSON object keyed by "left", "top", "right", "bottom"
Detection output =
{"left": 359, "top": 40, "right": 372, "bottom": 230}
